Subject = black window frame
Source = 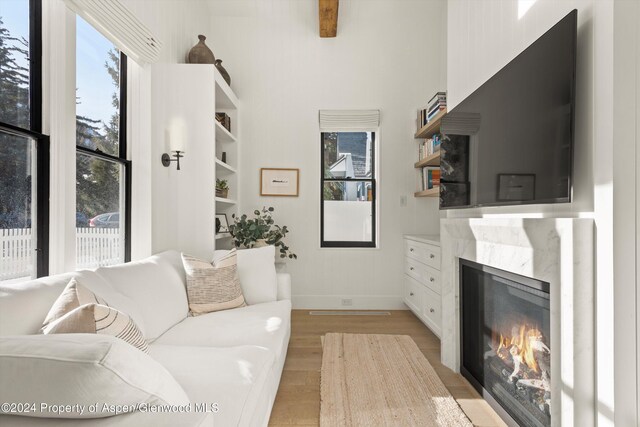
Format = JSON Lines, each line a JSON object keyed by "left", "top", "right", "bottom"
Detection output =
{"left": 75, "top": 51, "right": 131, "bottom": 262}
{"left": 0, "top": 0, "right": 49, "bottom": 277}
{"left": 320, "top": 131, "right": 377, "bottom": 248}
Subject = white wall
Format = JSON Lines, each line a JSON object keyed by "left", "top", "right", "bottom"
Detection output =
{"left": 208, "top": 0, "right": 446, "bottom": 309}
{"left": 119, "top": 0, "right": 214, "bottom": 259}
{"left": 446, "top": 0, "right": 637, "bottom": 424}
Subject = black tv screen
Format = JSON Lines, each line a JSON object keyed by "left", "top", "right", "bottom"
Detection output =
{"left": 440, "top": 9, "right": 576, "bottom": 209}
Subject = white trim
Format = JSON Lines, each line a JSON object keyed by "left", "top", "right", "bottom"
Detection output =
{"left": 292, "top": 295, "right": 405, "bottom": 310}
{"left": 43, "top": 0, "right": 76, "bottom": 274}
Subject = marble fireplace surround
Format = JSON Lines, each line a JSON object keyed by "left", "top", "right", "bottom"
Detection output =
{"left": 440, "top": 218, "right": 594, "bottom": 426}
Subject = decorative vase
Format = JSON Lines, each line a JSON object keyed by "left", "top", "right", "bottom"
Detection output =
{"left": 215, "top": 59, "right": 231, "bottom": 86}
{"left": 188, "top": 35, "right": 215, "bottom": 64}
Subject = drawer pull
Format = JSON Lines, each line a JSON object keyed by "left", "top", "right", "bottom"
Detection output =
{"left": 430, "top": 254, "right": 435, "bottom": 259}
{"left": 410, "top": 248, "right": 414, "bottom": 252}
{"left": 409, "top": 267, "right": 414, "bottom": 271}
{"left": 430, "top": 308, "right": 435, "bottom": 313}
{"left": 410, "top": 292, "right": 414, "bottom": 296}
{"left": 430, "top": 277, "right": 435, "bottom": 282}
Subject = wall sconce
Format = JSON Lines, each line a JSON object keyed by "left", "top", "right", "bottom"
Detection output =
{"left": 161, "top": 151, "right": 185, "bottom": 170}
{"left": 163, "top": 118, "right": 187, "bottom": 171}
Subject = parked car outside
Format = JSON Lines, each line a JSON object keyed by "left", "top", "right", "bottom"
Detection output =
{"left": 89, "top": 212, "right": 120, "bottom": 228}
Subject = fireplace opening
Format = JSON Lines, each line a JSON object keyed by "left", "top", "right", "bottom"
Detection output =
{"left": 460, "top": 259, "right": 551, "bottom": 427}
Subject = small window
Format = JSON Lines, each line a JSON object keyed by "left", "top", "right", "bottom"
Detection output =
{"left": 321, "top": 132, "right": 376, "bottom": 247}
{"left": 75, "top": 16, "right": 130, "bottom": 269}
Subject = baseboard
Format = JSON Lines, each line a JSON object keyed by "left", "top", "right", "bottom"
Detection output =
{"left": 292, "top": 295, "right": 407, "bottom": 310}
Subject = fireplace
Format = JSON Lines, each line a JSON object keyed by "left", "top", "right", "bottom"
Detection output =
{"left": 460, "top": 259, "right": 551, "bottom": 427}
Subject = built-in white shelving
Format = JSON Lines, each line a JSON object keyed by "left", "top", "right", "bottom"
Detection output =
{"left": 213, "top": 67, "right": 239, "bottom": 250}
{"left": 215, "top": 158, "right": 236, "bottom": 174}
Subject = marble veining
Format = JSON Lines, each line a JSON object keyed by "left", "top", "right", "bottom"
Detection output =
{"left": 440, "top": 218, "right": 594, "bottom": 427}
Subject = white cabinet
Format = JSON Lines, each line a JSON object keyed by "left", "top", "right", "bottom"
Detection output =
{"left": 403, "top": 235, "right": 441, "bottom": 337}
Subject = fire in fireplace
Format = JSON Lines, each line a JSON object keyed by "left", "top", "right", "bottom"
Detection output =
{"left": 460, "top": 259, "right": 551, "bottom": 427}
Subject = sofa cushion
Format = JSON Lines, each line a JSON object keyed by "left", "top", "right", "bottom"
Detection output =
{"left": 95, "top": 251, "right": 188, "bottom": 341}
{"left": 148, "top": 344, "right": 275, "bottom": 427}
{"left": 235, "top": 246, "right": 279, "bottom": 305}
{"left": 0, "top": 334, "right": 189, "bottom": 419}
{"left": 154, "top": 300, "right": 291, "bottom": 361}
{"left": 182, "top": 250, "right": 246, "bottom": 315}
{"left": 0, "top": 271, "right": 144, "bottom": 337}
{"left": 43, "top": 304, "right": 148, "bottom": 353}
{"left": 40, "top": 278, "right": 108, "bottom": 332}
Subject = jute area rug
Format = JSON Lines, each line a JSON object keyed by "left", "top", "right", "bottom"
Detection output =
{"left": 320, "top": 333, "right": 472, "bottom": 427}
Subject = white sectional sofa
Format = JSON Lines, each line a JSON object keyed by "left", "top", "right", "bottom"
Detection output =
{"left": 0, "top": 250, "right": 292, "bottom": 426}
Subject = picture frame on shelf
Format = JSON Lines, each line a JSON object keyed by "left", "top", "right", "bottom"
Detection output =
{"left": 215, "top": 214, "right": 230, "bottom": 234}
{"left": 260, "top": 168, "right": 299, "bottom": 197}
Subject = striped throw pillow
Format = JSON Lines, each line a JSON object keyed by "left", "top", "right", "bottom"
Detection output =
{"left": 181, "top": 249, "right": 247, "bottom": 315}
{"left": 40, "top": 278, "right": 108, "bottom": 333}
{"left": 42, "top": 304, "right": 148, "bottom": 353}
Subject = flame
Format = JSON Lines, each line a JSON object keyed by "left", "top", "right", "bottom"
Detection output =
{"left": 495, "top": 323, "right": 542, "bottom": 372}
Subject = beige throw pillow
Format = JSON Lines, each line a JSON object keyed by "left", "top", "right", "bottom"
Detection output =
{"left": 42, "top": 304, "right": 149, "bottom": 353}
{"left": 181, "top": 249, "right": 246, "bottom": 315}
{"left": 40, "top": 278, "right": 108, "bottom": 333}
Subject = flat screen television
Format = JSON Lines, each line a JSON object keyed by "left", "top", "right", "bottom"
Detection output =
{"left": 440, "top": 9, "right": 577, "bottom": 209}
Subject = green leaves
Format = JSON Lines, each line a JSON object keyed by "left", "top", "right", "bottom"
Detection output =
{"left": 226, "top": 207, "right": 297, "bottom": 260}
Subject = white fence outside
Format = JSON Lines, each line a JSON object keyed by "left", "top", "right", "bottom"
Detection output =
{"left": 1, "top": 228, "right": 123, "bottom": 282}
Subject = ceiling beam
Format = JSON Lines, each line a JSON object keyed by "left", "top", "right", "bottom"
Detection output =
{"left": 319, "top": 0, "right": 339, "bottom": 38}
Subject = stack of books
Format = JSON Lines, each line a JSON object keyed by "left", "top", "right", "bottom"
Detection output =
{"left": 417, "top": 167, "right": 440, "bottom": 192}
{"left": 418, "top": 134, "right": 442, "bottom": 160}
{"left": 416, "top": 91, "right": 447, "bottom": 131}
{"left": 426, "top": 91, "right": 446, "bottom": 122}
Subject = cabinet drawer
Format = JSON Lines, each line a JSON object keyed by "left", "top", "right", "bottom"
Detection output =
{"left": 403, "top": 275, "right": 424, "bottom": 314}
{"left": 405, "top": 258, "right": 441, "bottom": 295}
{"left": 422, "top": 286, "right": 442, "bottom": 336}
{"left": 405, "top": 240, "right": 441, "bottom": 270}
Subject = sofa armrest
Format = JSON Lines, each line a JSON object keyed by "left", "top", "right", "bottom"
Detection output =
{"left": 276, "top": 273, "right": 291, "bottom": 301}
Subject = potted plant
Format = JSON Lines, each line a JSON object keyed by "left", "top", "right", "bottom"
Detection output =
{"left": 216, "top": 179, "right": 229, "bottom": 199}
{"left": 228, "top": 207, "right": 297, "bottom": 259}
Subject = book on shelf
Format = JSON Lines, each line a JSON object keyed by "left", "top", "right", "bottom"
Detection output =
{"left": 417, "top": 166, "right": 440, "bottom": 192}
{"left": 428, "top": 91, "right": 447, "bottom": 105}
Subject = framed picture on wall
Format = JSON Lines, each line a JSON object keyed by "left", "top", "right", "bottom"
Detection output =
{"left": 260, "top": 168, "right": 299, "bottom": 197}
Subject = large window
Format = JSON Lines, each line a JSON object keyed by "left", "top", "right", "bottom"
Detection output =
{"left": 75, "top": 16, "right": 130, "bottom": 269}
{"left": 0, "top": 0, "right": 49, "bottom": 282}
{"left": 321, "top": 132, "right": 376, "bottom": 247}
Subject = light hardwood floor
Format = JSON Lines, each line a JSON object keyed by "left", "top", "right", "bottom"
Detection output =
{"left": 269, "top": 310, "right": 506, "bottom": 427}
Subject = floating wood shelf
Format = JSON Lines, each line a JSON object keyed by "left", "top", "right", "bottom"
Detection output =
{"left": 414, "top": 187, "right": 440, "bottom": 198}
{"left": 215, "top": 158, "right": 236, "bottom": 174}
{"left": 215, "top": 121, "right": 236, "bottom": 143}
{"left": 415, "top": 109, "right": 447, "bottom": 139}
{"left": 215, "top": 197, "right": 237, "bottom": 205}
{"left": 414, "top": 152, "right": 440, "bottom": 168}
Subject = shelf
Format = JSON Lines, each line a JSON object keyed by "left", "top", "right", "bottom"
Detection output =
{"left": 215, "top": 197, "right": 237, "bottom": 205}
{"left": 415, "top": 109, "right": 447, "bottom": 139}
{"left": 215, "top": 233, "right": 232, "bottom": 240}
{"left": 215, "top": 158, "right": 236, "bottom": 174}
{"left": 414, "top": 152, "right": 440, "bottom": 168}
{"left": 414, "top": 187, "right": 440, "bottom": 198}
{"left": 215, "top": 121, "right": 236, "bottom": 142}
{"left": 214, "top": 69, "right": 239, "bottom": 109}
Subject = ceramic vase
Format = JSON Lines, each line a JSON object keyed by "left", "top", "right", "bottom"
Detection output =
{"left": 188, "top": 35, "right": 215, "bottom": 64}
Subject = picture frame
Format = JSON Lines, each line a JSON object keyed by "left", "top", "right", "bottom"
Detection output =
{"left": 260, "top": 168, "right": 299, "bottom": 197}
{"left": 215, "top": 214, "right": 230, "bottom": 234}
{"left": 497, "top": 174, "right": 535, "bottom": 201}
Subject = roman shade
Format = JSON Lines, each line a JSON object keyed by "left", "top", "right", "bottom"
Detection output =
{"left": 64, "top": 0, "right": 162, "bottom": 64}
{"left": 319, "top": 110, "right": 380, "bottom": 131}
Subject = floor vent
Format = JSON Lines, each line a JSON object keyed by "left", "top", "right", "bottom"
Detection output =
{"left": 309, "top": 311, "right": 391, "bottom": 316}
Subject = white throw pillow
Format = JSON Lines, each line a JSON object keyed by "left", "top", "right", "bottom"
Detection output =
{"left": 0, "top": 334, "right": 190, "bottom": 419}
{"left": 214, "top": 246, "right": 278, "bottom": 305}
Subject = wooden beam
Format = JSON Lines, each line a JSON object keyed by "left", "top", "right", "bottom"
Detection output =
{"left": 319, "top": 0, "right": 338, "bottom": 38}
